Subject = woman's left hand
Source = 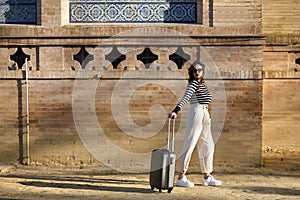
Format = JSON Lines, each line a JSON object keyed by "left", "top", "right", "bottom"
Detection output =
{"left": 168, "top": 112, "right": 177, "bottom": 119}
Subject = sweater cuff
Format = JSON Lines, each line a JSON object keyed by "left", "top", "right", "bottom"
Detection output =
{"left": 172, "top": 106, "right": 181, "bottom": 114}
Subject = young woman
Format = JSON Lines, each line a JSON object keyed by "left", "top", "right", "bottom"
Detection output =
{"left": 169, "top": 62, "right": 222, "bottom": 187}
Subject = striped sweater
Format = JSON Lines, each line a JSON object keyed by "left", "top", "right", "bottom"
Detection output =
{"left": 173, "top": 80, "right": 212, "bottom": 113}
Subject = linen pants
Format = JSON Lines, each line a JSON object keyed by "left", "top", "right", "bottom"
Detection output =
{"left": 178, "top": 104, "right": 215, "bottom": 174}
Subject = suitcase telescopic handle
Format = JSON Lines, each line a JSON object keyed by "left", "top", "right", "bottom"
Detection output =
{"left": 167, "top": 118, "right": 175, "bottom": 152}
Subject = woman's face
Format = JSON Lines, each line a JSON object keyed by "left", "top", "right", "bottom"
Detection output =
{"left": 192, "top": 64, "right": 204, "bottom": 80}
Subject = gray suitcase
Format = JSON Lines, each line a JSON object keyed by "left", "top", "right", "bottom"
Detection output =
{"left": 149, "top": 118, "right": 176, "bottom": 193}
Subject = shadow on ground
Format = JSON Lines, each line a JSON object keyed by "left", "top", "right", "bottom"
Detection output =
{"left": 229, "top": 186, "right": 300, "bottom": 196}
{"left": 19, "top": 180, "right": 154, "bottom": 194}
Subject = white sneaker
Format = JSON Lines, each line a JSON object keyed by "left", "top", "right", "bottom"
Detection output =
{"left": 176, "top": 175, "right": 194, "bottom": 187}
{"left": 202, "top": 175, "right": 222, "bottom": 186}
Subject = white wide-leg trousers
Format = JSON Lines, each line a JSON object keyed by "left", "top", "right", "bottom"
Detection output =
{"left": 178, "top": 104, "right": 215, "bottom": 174}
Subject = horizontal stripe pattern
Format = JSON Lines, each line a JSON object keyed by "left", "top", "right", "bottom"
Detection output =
{"left": 177, "top": 80, "right": 212, "bottom": 110}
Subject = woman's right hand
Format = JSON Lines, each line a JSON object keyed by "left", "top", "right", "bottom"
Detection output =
{"left": 169, "top": 112, "right": 177, "bottom": 119}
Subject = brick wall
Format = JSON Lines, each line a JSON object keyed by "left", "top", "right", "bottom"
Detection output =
{"left": 262, "top": 0, "right": 300, "bottom": 165}
{"left": 0, "top": 0, "right": 264, "bottom": 170}
{"left": 214, "top": 0, "right": 262, "bottom": 27}
{"left": 263, "top": 80, "right": 300, "bottom": 147}
{"left": 41, "top": 0, "right": 62, "bottom": 26}
{"left": 0, "top": 80, "right": 20, "bottom": 163}
{"left": 0, "top": 43, "right": 263, "bottom": 169}
{"left": 263, "top": 0, "right": 300, "bottom": 35}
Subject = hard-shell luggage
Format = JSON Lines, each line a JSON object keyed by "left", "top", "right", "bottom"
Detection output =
{"left": 149, "top": 118, "right": 176, "bottom": 193}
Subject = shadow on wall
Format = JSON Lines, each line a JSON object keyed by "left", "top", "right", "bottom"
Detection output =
{"left": 17, "top": 80, "right": 24, "bottom": 164}
{"left": 69, "top": 0, "right": 202, "bottom": 24}
{"left": 163, "top": 0, "right": 198, "bottom": 24}
{"left": 17, "top": 72, "right": 29, "bottom": 165}
{"left": 164, "top": 0, "right": 213, "bottom": 26}
{"left": 0, "top": 0, "right": 41, "bottom": 25}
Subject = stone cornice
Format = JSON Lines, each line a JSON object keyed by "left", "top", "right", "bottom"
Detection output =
{"left": 0, "top": 24, "right": 262, "bottom": 38}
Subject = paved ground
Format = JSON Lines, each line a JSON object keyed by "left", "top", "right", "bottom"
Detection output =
{"left": 0, "top": 163, "right": 299, "bottom": 200}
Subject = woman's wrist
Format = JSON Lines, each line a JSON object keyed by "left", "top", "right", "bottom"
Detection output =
{"left": 172, "top": 106, "right": 180, "bottom": 114}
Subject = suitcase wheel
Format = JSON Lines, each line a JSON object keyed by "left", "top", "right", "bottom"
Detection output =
{"left": 168, "top": 187, "right": 173, "bottom": 193}
{"left": 150, "top": 185, "right": 155, "bottom": 190}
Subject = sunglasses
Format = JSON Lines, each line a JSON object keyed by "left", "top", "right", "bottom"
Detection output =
{"left": 192, "top": 68, "right": 203, "bottom": 73}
